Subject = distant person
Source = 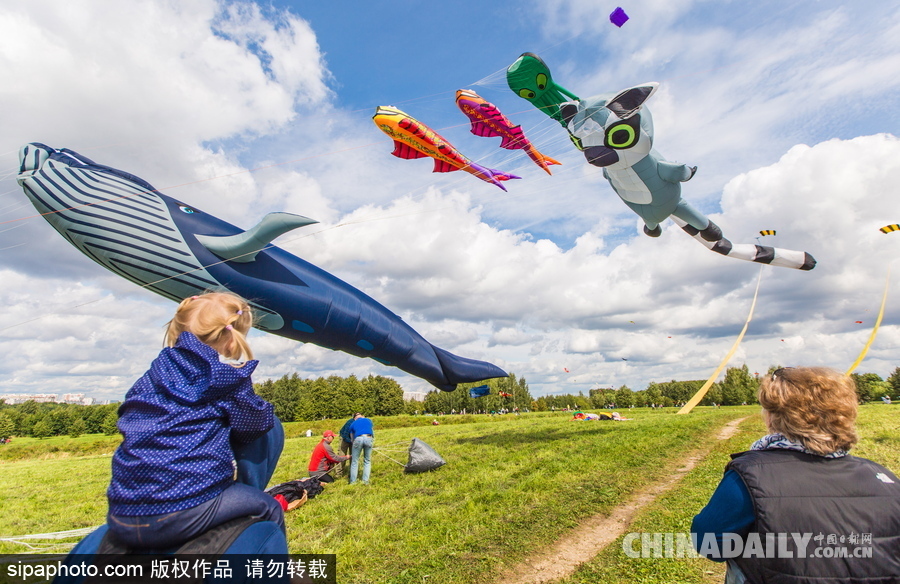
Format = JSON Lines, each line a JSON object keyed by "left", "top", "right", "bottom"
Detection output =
{"left": 692, "top": 367, "right": 900, "bottom": 582}
{"left": 348, "top": 413, "right": 374, "bottom": 485}
{"left": 308, "top": 430, "right": 349, "bottom": 483}
{"left": 105, "top": 292, "right": 285, "bottom": 549}
{"left": 337, "top": 414, "right": 355, "bottom": 477}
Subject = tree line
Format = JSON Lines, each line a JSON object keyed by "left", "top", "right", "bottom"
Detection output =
{"left": 0, "top": 401, "right": 120, "bottom": 441}
{"left": 2, "top": 364, "right": 895, "bottom": 441}
{"left": 253, "top": 373, "right": 407, "bottom": 421}
{"left": 420, "top": 374, "right": 533, "bottom": 414}
{"left": 539, "top": 365, "right": 900, "bottom": 411}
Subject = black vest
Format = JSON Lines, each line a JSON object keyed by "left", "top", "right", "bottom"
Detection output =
{"left": 727, "top": 449, "right": 900, "bottom": 584}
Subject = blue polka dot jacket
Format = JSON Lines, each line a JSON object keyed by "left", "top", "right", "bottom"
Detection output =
{"left": 107, "top": 332, "right": 274, "bottom": 516}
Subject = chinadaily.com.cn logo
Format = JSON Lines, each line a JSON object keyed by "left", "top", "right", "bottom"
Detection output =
{"left": 622, "top": 532, "right": 875, "bottom": 559}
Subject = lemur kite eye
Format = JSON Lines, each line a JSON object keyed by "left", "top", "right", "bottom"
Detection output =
{"left": 604, "top": 114, "right": 643, "bottom": 150}
{"left": 607, "top": 123, "right": 636, "bottom": 148}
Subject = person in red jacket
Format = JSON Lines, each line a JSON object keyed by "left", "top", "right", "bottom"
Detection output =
{"left": 308, "top": 430, "right": 350, "bottom": 483}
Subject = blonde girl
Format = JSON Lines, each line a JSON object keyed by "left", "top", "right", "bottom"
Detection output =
{"left": 106, "top": 292, "right": 284, "bottom": 549}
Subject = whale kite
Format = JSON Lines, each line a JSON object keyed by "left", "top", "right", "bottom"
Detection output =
{"left": 16, "top": 143, "right": 507, "bottom": 391}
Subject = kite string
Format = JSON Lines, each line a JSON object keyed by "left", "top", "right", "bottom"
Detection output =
{"left": 373, "top": 448, "right": 406, "bottom": 467}
{"left": 846, "top": 267, "right": 890, "bottom": 375}
{"left": 677, "top": 265, "right": 764, "bottom": 414}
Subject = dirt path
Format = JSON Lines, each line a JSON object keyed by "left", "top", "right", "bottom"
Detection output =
{"left": 496, "top": 417, "right": 748, "bottom": 584}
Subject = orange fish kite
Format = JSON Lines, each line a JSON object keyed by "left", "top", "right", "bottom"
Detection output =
{"left": 373, "top": 105, "right": 520, "bottom": 191}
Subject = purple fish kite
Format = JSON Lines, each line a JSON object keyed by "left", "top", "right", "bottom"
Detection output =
{"left": 455, "top": 89, "right": 561, "bottom": 175}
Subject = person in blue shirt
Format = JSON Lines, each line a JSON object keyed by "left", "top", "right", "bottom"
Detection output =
{"left": 105, "top": 292, "right": 285, "bottom": 549}
{"left": 348, "top": 412, "right": 374, "bottom": 485}
{"left": 337, "top": 415, "right": 355, "bottom": 477}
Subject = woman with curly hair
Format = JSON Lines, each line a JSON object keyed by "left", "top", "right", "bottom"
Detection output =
{"left": 692, "top": 367, "right": 900, "bottom": 583}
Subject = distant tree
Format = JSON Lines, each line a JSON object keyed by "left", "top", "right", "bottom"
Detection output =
{"left": 614, "top": 386, "right": 634, "bottom": 408}
{"left": 656, "top": 380, "right": 703, "bottom": 404}
{"left": 511, "top": 373, "right": 533, "bottom": 405}
{"left": 18, "top": 400, "right": 38, "bottom": 416}
{"left": 340, "top": 375, "right": 372, "bottom": 417}
{"left": 572, "top": 394, "right": 591, "bottom": 410}
{"left": 700, "top": 383, "right": 723, "bottom": 406}
{"left": 18, "top": 414, "right": 38, "bottom": 437}
{"left": 589, "top": 388, "right": 616, "bottom": 408}
{"left": 295, "top": 378, "right": 330, "bottom": 421}
{"left": 329, "top": 376, "right": 354, "bottom": 416}
{"left": 403, "top": 399, "right": 422, "bottom": 415}
{"left": 850, "top": 373, "right": 888, "bottom": 403}
{"left": 256, "top": 374, "right": 303, "bottom": 422}
{"left": 46, "top": 409, "right": 70, "bottom": 436}
{"left": 68, "top": 418, "right": 87, "bottom": 438}
{"left": 366, "top": 375, "right": 404, "bottom": 416}
{"left": 0, "top": 412, "right": 14, "bottom": 441}
{"left": 644, "top": 385, "right": 663, "bottom": 406}
{"left": 102, "top": 410, "right": 120, "bottom": 435}
{"left": 721, "top": 365, "right": 758, "bottom": 405}
{"left": 886, "top": 367, "right": 900, "bottom": 398}
{"left": 3, "top": 409, "right": 22, "bottom": 434}
{"left": 531, "top": 396, "right": 549, "bottom": 412}
{"left": 32, "top": 418, "right": 53, "bottom": 439}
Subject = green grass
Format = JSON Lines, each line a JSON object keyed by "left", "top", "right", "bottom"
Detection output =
{"left": 0, "top": 433, "right": 121, "bottom": 462}
{"left": 0, "top": 405, "right": 895, "bottom": 583}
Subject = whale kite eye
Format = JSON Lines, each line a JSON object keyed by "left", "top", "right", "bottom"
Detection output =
{"left": 179, "top": 205, "right": 196, "bottom": 214}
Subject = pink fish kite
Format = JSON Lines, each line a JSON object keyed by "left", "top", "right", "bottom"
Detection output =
{"left": 455, "top": 89, "right": 561, "bottom": 175}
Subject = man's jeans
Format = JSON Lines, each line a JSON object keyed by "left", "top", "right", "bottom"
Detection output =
{"left": 350, "top": 435, "right": 373, "bottom": 484}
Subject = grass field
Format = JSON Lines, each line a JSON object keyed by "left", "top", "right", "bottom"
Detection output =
{"left": 0, "top": 405, "right": 896, "bottom": 583}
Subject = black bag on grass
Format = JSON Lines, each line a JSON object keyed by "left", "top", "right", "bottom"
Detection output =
{"left": 404, "top": 438, "right": 446, "bottom": 473}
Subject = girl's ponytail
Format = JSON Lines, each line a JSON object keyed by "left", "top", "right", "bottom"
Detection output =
{"left": 165, "top": 292, "right": 254, "bottom": 361}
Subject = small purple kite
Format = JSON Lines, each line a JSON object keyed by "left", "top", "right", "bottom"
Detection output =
{"left": 610, "top": 7, "right": 629, "bottom": 27}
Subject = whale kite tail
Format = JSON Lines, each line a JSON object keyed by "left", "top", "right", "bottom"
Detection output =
{"left": 430, "top": 345, "right": 508, "bottom": 392}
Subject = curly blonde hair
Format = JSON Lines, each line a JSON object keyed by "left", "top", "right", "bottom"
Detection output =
{"left": 758, "top": 367, "right": 858, "bottom": 455}
{"left": 165, "top": 292, "right": 254, "bottom": 361}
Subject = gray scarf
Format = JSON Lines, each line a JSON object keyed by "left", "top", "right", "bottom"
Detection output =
{"left": 750, "top": 433, "right": 847, "bottom": 459}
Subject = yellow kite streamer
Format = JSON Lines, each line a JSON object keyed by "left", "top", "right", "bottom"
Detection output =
{"left": 846, "top": 268, "right": 889, "bottom": 375}
{"left": 678, "top": 267, "right": 763, "bottom": 414}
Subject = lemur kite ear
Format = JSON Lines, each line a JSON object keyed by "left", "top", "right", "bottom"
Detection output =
{"left": 606, "top": 83, "right": 659, "bottom": 119}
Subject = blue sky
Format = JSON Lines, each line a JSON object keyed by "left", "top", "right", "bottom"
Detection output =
{"left": 1, "top": 0, "right": 899, "bottom": 400}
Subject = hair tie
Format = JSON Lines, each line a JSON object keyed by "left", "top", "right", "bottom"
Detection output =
{"left": 225, "top": 324, "right": 233, "bottom": 331}
{"left": 236, "top": 310, "right": 243, "bottom": 316}
{"left": 191, "top": 295, "right": 199, "bottom": 300}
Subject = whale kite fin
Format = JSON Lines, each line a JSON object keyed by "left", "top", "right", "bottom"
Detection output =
{"left": 197, "top": 212, "right": 318, "bottom": 263}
